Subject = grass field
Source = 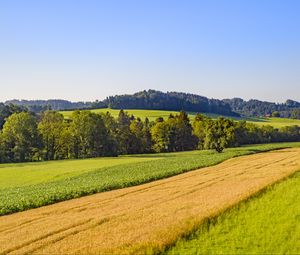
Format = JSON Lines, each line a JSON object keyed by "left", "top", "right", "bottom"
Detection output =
{"left": 1, "top": 148, "right": 300, "bottom": 255}
{"left": 60, "top": 108, "right": 181, "bottom": 121}
{"left": 1, "top": 143, "right": 300, "bottom": 216}
{"left": 60, "top": 108, "right": 300, "bottom": 128}
{"left": 167, "top": 172, "right": 300, "bottom": 255}
{"left": 247, "top": 117, "right": 300, "bottom": 128}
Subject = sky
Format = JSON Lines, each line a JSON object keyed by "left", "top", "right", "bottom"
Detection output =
{"left": 0, "top": 0, "right": 300, "bottom": 103}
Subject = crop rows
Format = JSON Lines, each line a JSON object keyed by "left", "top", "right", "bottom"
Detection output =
{"left": 1, "top": 142, "right": 300, "bottom": 216}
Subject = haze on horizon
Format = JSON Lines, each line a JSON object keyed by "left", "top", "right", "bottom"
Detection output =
{"left": 1, "top": 0, "right": 300, "bottom": 103}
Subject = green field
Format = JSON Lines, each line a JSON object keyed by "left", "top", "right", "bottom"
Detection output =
{"left": 0, "top": 156, "right": 157, "bottom": 189}
{"left": 246, "top": 117, "right": 300, "bottom": 128}
{"left": 60, "top": 108, "right": 181, "bottom": 121}
{"left": 167, "top": 171, "right": 300, "bottom": 255}
{"left": 1, "top": 142, "right": 300, "bottom": 216}
{"left": 60, "top": 108, "right": 300, "bottom": 128}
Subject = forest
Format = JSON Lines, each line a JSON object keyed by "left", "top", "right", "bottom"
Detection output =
{"left": 0, "top": 108, "right": 300, "bottom": 163}
{"left": 6, "top": 90, "right": 300, "bottom": 118}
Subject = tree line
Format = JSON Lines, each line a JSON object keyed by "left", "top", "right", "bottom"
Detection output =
{"left": 0, "top": 109, "right": 300, "bottom": 163}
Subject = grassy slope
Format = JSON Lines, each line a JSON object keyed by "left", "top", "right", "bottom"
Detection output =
{"left": 60, "top": 108, "right": 181, "bottom": 121}
{"left": 60, "top": 108, "right": 300, "bottom": 128}
{"left": 167, "top": 172, "right": 300, "bottom": 255}
{"left": 1, "top": 142, "right": 300, "bottom": 216}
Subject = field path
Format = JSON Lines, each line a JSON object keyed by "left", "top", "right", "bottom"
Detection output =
{"left": 1, "top": 148, "right": 300, "bottom": 255}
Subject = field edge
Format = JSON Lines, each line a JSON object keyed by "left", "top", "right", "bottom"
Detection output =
{"left": 161, "top": 170, "right": 300, "bottom": 255}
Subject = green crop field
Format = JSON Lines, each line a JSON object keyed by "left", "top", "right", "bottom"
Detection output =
{"left": 167, "top": 171, "right": 300, "bottom": 255}
{"left": 0, "top": 156, "right": 157, "bottom": 189}
{"left": 60, "top": 108, "right": 300, "bottom": 128}
{"left": 1, "top": 142, "right": 300, "bottom": 216}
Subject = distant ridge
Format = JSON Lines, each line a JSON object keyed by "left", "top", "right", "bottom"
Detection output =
{"left": 4, "top": 90, "right": 300, "bottom": 118}
{"left": 104, "top": 90, "right": 237, "bottom": 116}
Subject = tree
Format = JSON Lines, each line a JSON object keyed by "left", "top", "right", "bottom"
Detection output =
{"left": 142, "top": 117, "right": 152, "bottom": 153}
{"left": 0, "top": 133, "right": 6, "bottom": 163}
{"left": 272, "top": 111, "right": 280, "bottom": 117}
{"left": 192, "top": 114, "right": 210, "bottom": 149}
{"left": 204, "top": 118, "right": 235, "bottom": 153}
{"left": 130, "top": 118, "right": 146, "bottom": 154}
{"left": 151, "top": 118, "right": 171, "bottom": 152}
{"left": 100, "top": 112, "right": 119, "bottom": 156}
{"left": 0, "top": 103, "right": 26, "bottom": 129}
{"left": 168, "top": 111, "right": 196, "bottom": 151}
{"left": 38, "top": 111, "right": 65, "bottom": 160}
{"left": 1, "top": 112, "right": 40, "bottom": 162}
{"left": 116, "top": 110, "right": 136, "bottom": 154}
{"left": 70, "top": 111, "right": 112, "bottom": 158}
{"left": 291, "top": 109, "right": 300, "bottom": 119}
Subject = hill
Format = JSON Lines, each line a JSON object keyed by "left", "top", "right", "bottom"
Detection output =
{"left": 4, "top": 90, "right": 300, "bottom": 118}
{"left": 5, "top": 99, "right": 95, "bottom": 112}
{"left": 104, "top": 90, "right": 237, "bottom": 116}
{"left": 224, "top": 98, "right": 300, "bottom": 118}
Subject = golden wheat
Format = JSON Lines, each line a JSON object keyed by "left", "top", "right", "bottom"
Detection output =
{"left": 1, "top": 148, "right": 300, "bottom": 255}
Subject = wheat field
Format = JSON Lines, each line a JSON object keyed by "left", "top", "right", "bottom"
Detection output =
{"left": 1, "top": 148, "right": 300, "bottom": 255}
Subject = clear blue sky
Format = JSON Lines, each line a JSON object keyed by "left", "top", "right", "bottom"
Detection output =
{"left": 1, "top": 0, "right": 300, "bottom": 102}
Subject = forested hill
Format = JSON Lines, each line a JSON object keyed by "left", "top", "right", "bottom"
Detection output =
{"left": 4, "top": 90, "right": 300, "bottom": 119}
{"left": 5, "top": 99, "right": 106, "bottom": 112}
{"left": 223, "top": 98, "right": 300, "bottom": 118}
{"left": 104, "top": 90, "right": 237, "bottom": 116}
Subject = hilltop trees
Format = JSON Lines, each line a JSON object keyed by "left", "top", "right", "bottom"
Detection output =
{"left": 224, "top": 98, "right": 300, "bottom": 118}
{"left": 4, "top": 91, "right": 300, "bottom": 119}
{"left": 105, "top": 90, "right": 236, "bottom": 116}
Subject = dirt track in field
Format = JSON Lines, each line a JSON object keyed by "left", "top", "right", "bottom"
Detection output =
{"left": 1, "top": 148, "right": 300, "bottom": 255}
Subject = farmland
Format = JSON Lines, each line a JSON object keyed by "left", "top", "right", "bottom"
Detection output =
{"left": 1, "top": 142, "right": 299, "bottom": 216}
{"left": 0, "top": 157, "right": 157, "bottom": 189}
{"left": 1, "top": 148, "right": 300, "bottom": 254}
{"left": 60, "top": 108, "right": 300, "bottom": 128}
{"left": 167, "top": 171, "right": 300, "bottom": 254}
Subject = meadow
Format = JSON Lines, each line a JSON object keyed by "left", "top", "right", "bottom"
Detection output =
{"left": 1, "top": 142, "right": 299, "bottom": 216}
{"left": 167, "top": 172, "right": 300, "bottom": 255}
{"left": 60, "top": 108, "right": 181, "bottom": 121}
{"left": 1, "top": 148, "right": 300, "bottom": 254}
{"left": 60, "top": 108, "right": 300, "bottom": 128}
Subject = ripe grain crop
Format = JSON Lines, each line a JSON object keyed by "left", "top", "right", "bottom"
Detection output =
{"left": 1, "top": 143, "right": 298, "bottom": 216}
{"left": 1, "top": 148, "right": 300, "bottom": 255}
